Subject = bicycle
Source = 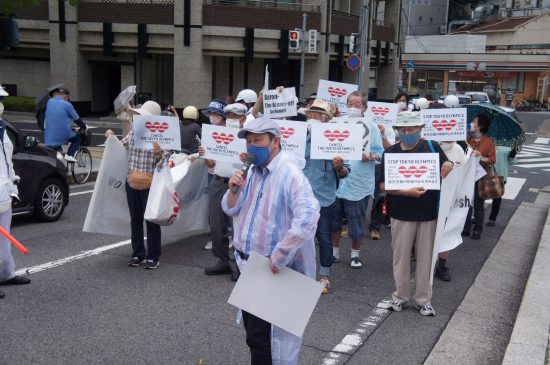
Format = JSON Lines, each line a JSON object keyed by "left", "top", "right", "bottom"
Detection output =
{"left": 52, "top": 129, "right": 93, "bottom": 184}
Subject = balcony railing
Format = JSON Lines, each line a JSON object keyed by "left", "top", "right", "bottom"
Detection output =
{"left": 204, "top": 0, "right": 320, "bottom": 13}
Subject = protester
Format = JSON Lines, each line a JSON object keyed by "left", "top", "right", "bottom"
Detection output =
{"left": 117, "top": 101, "right": 135, "bottom": 138}
{"left": 44, "top": 87, "right": 87, "bottom": 163}
{"left": 199, "top": 99, "right": 240, "bottom": 281}
{"left": 180, "top": 106, "right": 202, "bottom": 153}
{"left": 105, "top": 100, "right": 165, "bottom": 269}
{"left": 0, "top": 87, "right": 30, "bottom": 299}
{"left": 331, "top": 91, "right": 384, "bottom": 268}
{"left": 486, "top": 145, "right": 512, "bottom": 227}
{"left": 381, "top": 111, "right": 453, "bottom": 316}
{"left": 222, "top": 117, "right": 320, "bottom": 365}
{"left": 462, "top": 114, "right": 495, "bottom": 240}
{"left": 395, "top": 92, "right": 409, "bottom": 113}
{"left": 224, "top": 103, "right": 248, "bottom": 129}
{"left": 303, "top": 99, "right": 350, "bottom": 293}
{"left": 236, "top": 89, "right": 258, "bottom": 124}
{"left": 436, "top": 141, "right": 468, "bottom": 281}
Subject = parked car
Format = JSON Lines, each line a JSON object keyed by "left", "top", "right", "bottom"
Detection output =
{"left": 1, "top": 118, "right": 69, "bottom": 222}
{"left": 465, "top": 92, "right": 491, "bottom": 104}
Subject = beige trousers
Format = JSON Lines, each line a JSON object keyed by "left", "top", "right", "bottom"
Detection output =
{"left": 390, "top": 218, "right": 437, "bottom": 306}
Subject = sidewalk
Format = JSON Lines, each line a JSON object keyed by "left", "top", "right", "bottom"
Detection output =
{"left": 425, "top": 187, "right": 550, "bottom": 364}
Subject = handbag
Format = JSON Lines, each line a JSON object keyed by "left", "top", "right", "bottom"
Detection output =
{"left": 478, "top": 165, "right": 505, "bottom": 200}
{"left": 127, "top": 171, "right": 153, "bottom": 190}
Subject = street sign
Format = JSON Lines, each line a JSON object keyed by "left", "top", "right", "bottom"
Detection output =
{"left": 346, "top": 54, "right": 361, "bottom": 71}
{"left": 406, "top": 60, "right": 415, "bottom": 68}
{"left": 308, "top": 29, "right": 317, "bottom": 53}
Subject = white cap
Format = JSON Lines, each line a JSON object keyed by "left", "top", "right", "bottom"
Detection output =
{"left": 235, "top": 89, "right": 258, "bottom": 104}
{"left": 129, "top": 100, "right": 161, "bottom": 116}
{"left": 223, "top": 103, "right": 248, "bottom": 116}
{"left": 0, "top": 85, "right": 8, "bottom": 97}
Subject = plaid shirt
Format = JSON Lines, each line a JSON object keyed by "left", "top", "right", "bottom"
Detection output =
{"left": 121, "top": 131, "right": 159, "bottom": 173}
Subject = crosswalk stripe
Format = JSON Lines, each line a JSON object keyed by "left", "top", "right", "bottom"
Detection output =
{"left": 534, "top": 138, "right": 550, "bottom": 144}
{"left": 514, "top": 157, "right": 550, "bottom": 163}
{"left": 521, "top": 146, "right": 550, "bottom": 152}
{"left": 513, "top": 162, "right": 550, "bottom": 168}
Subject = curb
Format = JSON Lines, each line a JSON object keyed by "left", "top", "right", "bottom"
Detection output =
{"left": 424, "top": 188, "right": 550, "bottom": 365}
{"left": 502, "top": 187, "right": 550, "bottom": 364}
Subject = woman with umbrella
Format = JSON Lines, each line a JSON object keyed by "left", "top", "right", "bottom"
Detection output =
{"left": 462, "top": 114, "right": 495, "bottom": 240}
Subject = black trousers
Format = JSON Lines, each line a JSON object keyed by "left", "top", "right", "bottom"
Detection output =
{"left": 489, "top": 197, "right": 502, "bottom": 221}
{"left": 242, "top": 311, "right": 272, "bottom": 365}
{"left": 464, "top": 181, "right": 485, "bottom": 233}
{"left": 208, "top": 178, "right": 232, "bottom": 265}
{"left": 126, "top": 181, "right": 161, "bottom": 261}
{"left": 369, "top": 165, "right": 384, "bottom": 231}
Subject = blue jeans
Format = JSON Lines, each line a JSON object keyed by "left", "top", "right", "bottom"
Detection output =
{"left": 317, "top": 202, "right": 337, "bottom": 277}
{"left": 66, "top": 134, "right": 80, "bottom": 157}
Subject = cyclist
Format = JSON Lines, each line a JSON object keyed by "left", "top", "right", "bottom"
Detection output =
{"left": 44, "top": 88, "right": 87, "bottom": 162}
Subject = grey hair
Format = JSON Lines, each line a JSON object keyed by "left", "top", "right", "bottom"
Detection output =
{"left": 347, "top": 91, "right": 368, "bottom": 107}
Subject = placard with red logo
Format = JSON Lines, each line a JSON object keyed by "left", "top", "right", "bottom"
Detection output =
{"left": 420, "top": 108, "right": 467, "bottom": 142}
{"left": 310, "top": 123, "right": 363, "bottom": 160}
{"left": 133, "top": 115, "right": 181, "bottom": 150}
{"left": 201, "top": 124, "right": 246, "bottom": 164}
{"left": 274, "top": 119, "right": 307, "bottom": 157}
{"left": 384, "top": 153, "right": 441, "bottom": 190}
{"left": 316, "top": 80, "right": 358, "bottom": 114}
{"left": 365, "top": 101, "right": 398, "bottom": 128}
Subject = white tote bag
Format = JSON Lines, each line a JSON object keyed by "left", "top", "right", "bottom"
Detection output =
{"left": 83, "top": 136, "right": 131, "bottom": 236}
{"left": 144, "top": 162, "right": 180, "bottom": 226}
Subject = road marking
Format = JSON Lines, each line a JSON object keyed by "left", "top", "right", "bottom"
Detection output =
{"left": 322, "top": 300, "right": 390, "bottom": 365}
{"left": 534, "top": 138, "right": 550, "bottom": 144}
{"left": 69, "top": 190, "right": 94, "bottom": 197}
{"left": 514, "top": 157, "right": 550, "bottom": 163}
{"left": 15, "top": 239, "right": 131, "bottom": 276}
{"left": 502, "top": 177, "right": 525, "bottom": 200}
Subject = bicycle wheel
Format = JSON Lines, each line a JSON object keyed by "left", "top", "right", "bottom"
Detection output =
{"left": 71, "top": 148, "right": 93, "bottom": 184}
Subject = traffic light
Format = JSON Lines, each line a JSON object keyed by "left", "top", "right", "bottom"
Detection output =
{"left": 289, "top": 30, "right": 300, "bottom": 50}
{"left": 349, "top": 33, "right": 358, "bottom": 54}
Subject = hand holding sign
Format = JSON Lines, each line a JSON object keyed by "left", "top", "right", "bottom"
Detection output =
{"left": 310, "top": 123, "right": 363, "bottom": 160}
{"left": 133, "top": 115, "right": 181, "bottom": 150}
{"left": 316, "top": 80, "right": 358, "bottom": 114}
{"left": 202, "top": 124, "right": 246, "bottom": 164}
{"left": 421, "top": 108, "right": 467, "bottom": 141}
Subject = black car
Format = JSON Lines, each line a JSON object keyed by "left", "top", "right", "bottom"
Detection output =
{"left": 2, "top": 118, "right": 69, "bottom": 221}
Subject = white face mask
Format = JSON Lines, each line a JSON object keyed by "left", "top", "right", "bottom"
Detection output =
{"left": 440, "top": 142, "right": 454, "bottom": 151}
{"left": 117, "top": 110, "right": 131, "bottom": 122}
{"left": 226, "top": 119, "right": 241, "bottom": 128}
{"left": 347, "top": 107, "right": 362, "bottom": 117}
{"left": 209, "top": 114, "right": 224, "bottom": 126}
{"left": 306, "top": 118, "right": 322, "bottom": 130}
{"left": 0, "top": 102, "right": 4, "bottom": 118}
{"left": 397, "top": 102, "right": 407, "bottom": 111}
{"left": 297, "top": 107, "right": 306, "bottom": 114}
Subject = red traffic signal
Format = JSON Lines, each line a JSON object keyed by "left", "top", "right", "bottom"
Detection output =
{"left": 289, "top": 30, "right": 300, "bottom": 50}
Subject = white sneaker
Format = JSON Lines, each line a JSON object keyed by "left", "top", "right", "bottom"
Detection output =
{"left": 418, "top": 304, "right": 436, "bottom": 316}
{"left": 64, "top": 155, "right": 77, "bottom": 163}
{"left": 203, "top": 241, "right": 212, "bottom": 250}
{"left": 350, "top": 256, "right": 363, "bottom": 269}
{"left": 389, "top": 299, "right": 407, "bottom": 312}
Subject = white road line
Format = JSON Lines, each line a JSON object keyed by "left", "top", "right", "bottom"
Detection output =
{"left": 69, "top": 190, "right": 94, "bottom": 197}
{"left": 513, "top": 157, "right": 550, "bottom": 163}
{"left": 15, "top": 239, "right": 131, "bottom": 276}
{"left": 502, "top": 177, "right": 526, "bottom": 200}
{"left": 534, "top": 138, "right": 550, "bottom": 144}
{"left": 514, "top": 162, "right": 550, "bottom": 168}
{"left": 521, "top": 146, "right": 550, "bottom": 152}
{"left": 322, "top": 300, "right": 390, "bottom": 365}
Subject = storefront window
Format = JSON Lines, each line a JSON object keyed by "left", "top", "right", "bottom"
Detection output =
{"left": 409, "top": 69, "right": 426, "bottom": 95}
{"left": 427, "top": 70, "right": 444, "bottom": 99}
{"left": 501, "top": 76, "right": 516, "bottom": 91}
{"left": 517, "top": 72, "right": 525, "bottom": 93}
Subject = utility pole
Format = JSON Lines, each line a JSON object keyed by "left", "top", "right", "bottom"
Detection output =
{"left": 357, "top": 0, "right": 371, "bottom": 93}
{"left": 299, "top": 13, "right": 307, "bottom": 99}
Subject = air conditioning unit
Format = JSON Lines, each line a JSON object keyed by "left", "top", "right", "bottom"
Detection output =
{"left": 439, "top": 25, "right": 446, "bottom": 34}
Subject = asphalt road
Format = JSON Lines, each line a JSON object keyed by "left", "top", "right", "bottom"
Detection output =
{"left": 0, "top": 112, "right": 549, "bottom": 364}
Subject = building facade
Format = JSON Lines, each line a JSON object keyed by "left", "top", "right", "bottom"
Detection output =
{"left": 0, "top": 0, "right": 403, "bottom": 114}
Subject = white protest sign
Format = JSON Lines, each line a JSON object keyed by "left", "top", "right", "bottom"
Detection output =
{"left": 365, "top": 101, "right": 398, "bottom": 128}
{"left": 421, "top": 107, "right": 467, "bottom": 141}
{"left": 264, "top": 65, "right": 269, "bottom": 92}
{"left": 228, "top": 252, "right": 323, "bottom": 337}
{"left": 430, "top": 156, "right": 476, "bottom": 284}
{"left": 316, "top": 80, "right": 358, "bottom": 113}
{"left": 263, "top": 87, "right": 298, "bottom": 119}
{"left": 310, "top": 122, "right": 363, "bottom": 160}
{"left": 274, "top": 119, "right": 307, "bottom": 157}
{"left": 384, "top": 153, "right": 441, "bottom": 190}
{"left": 474, "top": 161, "right": 487, "bottom": 181}
{"left": 201, "top": 124, "right": 246, "bottom": 164}
{"left": 346, "top": 117, "right": 372, "bottom": 155}
{"left": 133, "top": 115, "right": 181, "bottom": 150}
